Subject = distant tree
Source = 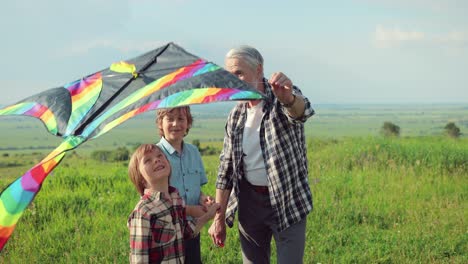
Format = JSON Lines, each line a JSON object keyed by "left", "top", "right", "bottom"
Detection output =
{"left": 198, "top": 145, "right": 220, "bottom": 156}
{"left": 444, "top": 122, "right": 461, "bottom": 138}
{"left": 112, "top": 147, "right": 130, "bottom": 161}
{"left": 91, "top": 150, "right": 112, "bottom": 162}
{"left": 2, "top": 153, "right": 8, "bottom": 157}
{"left": 91, "top": 148, "right": 129, "bottom": 162}
{"left": 381, "top": 121, "right": 400, "bottom": 137}
{"left": 192, "top": 139, "right": 201, "bottom": 149}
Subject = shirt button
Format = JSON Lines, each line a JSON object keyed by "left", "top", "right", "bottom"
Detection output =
{"left": 186, "top": 189, "right": 189, "bottom": 192}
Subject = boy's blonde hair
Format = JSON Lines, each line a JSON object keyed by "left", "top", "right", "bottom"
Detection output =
{"left": 156, "top": 106, "right": 193, "bottom": 137}
{"left": 128, "top": 144, "right": 168, "bottom": 196}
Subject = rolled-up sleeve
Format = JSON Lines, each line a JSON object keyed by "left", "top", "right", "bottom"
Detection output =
{"left": 284, "top": 87, "right": 315, "bottom": 124}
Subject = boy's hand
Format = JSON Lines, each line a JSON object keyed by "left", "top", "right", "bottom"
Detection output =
{"left": 200, "top": 194, "right": 215, "bottom": 207}
{"left": 187, "top": 205, "right": 207, "bottom": 218}
{"left": 193, "top": 203, "right": 221, "bottom": 234}
{"left": 205, "top": 203, "right": 220, "bottom": 219}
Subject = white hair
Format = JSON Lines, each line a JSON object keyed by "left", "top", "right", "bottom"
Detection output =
{"left": 225, "top": 45, "right": 264, "bottom": 73}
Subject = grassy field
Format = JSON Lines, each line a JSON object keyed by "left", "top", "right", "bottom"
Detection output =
{"left": 0, "top": 136, "right": 466, "bottom": 263}
{"left": 0, "top": 103, "right": 467, "bottom": 262}
{"left": 0, "top": 103, "right": 466, "bottom": 155}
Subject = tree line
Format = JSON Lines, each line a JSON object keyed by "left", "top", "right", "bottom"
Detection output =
{"left": 84, "top": 122, "right": 463, "bottom": 162}
{"left": 381, "top": 121, "right": 462, "bottom": 138}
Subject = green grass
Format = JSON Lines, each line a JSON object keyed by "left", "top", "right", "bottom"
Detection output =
{"left": 1, "top": 137, "right": 466, "bottom": 263}
{"left": 305, "top": 137, "right": 467, "bottom": 263}
{"left": 0, "top": 103, "right": 467, "bottom": 156}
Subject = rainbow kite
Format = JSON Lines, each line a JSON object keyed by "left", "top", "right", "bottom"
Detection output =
{"left": 0, "top": 42, "right": 264, "bottom": 251}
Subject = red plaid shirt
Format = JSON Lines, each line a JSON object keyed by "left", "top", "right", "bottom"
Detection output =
{"left": 128, "top": 187, "right": 196, "bottom": 263}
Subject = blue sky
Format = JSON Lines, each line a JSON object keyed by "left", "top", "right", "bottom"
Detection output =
{"left": 1, "top": 0, "right": 467, "bottom": 104}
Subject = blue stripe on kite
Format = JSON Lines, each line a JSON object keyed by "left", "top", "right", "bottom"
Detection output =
{"left": 9, "top": 180, "right": 35, "bottom": 205}
{"left": 194, "top": 64, "right": 220, "bottom": 76}
{"left": 1, "top": 182, "right": 33, "bottom": 214}
{"left": 230, "top": 91, "right": 262, "bottom": 100}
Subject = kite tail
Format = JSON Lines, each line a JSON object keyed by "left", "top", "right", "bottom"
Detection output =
{"left": 0, "top": 136, "right": 84, "bottom": 251}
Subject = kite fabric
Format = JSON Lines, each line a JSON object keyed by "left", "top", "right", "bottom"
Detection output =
{"left": 0, "top": 42, "right": 264, "bottom": 251}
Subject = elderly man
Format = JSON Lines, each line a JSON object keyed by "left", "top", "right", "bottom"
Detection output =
{"left": 208, "top": 45, "right": 315, "bottom": 264}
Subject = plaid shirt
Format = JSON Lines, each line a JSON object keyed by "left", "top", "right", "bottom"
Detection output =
{"left": 128, "top": 187, "right": 196, "bottom": 264}
{"left": 216, "top": 79, "right": 315, "bottom": 232}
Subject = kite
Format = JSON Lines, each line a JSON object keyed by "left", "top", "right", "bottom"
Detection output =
{"left": 0, "top": 42, "right": 264, "bottom": 251}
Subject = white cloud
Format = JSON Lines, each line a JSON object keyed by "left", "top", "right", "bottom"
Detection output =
{"left": 374, "top": 25, "right": 425, "bottom": 48}
{"left": 436, "top": 31, "right": 468, "bottom": 46}
{"left": 374, "top": 25, "right": 468, "bottom": 49}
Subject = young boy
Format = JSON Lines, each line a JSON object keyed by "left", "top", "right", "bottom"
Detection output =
{"left": 128, "top": 144, "right": 219, "bottom": 263}
{"left": 156, "top": 106, "right": 214, "bottom": 263}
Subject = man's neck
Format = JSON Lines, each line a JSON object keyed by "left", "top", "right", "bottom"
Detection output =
{"left": 249, "top": 80, "right": 265, "bottom": 108}
{"left": 248, "top": 100, "right": 262, "bottom": 108}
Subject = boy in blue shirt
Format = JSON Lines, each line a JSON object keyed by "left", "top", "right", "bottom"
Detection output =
{"left": 156, "top": 106, "right": 214, "bottom": 264}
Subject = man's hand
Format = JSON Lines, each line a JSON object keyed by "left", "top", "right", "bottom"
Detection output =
{"left": 208, "top": 216, "right": 226, "bottom": 248}
{"left": 268, "top": 72, "right": 294, "bottom": 105}
{"left": 269, "top": 71, "right": 305, "bottom": 118}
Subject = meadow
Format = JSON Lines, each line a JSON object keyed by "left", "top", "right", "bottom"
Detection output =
{"left": 1, "top": 103, "right": 467, "bottom": 152}
{"left": 0, "top": 103, "right": 467, "bottom": 263}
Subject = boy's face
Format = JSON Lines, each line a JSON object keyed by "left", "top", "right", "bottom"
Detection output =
{"left": 162, "top": 108, "right": 188, "bottom": 143}
{"left": 139, "top": 147, "right": 170, "bottom": 186}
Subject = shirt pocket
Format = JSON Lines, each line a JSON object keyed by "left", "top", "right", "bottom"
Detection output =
{"left": 151, "top": 214, "right": 176, "bottom": 245}
{"left": 186, "top": 168, "right": 201, "bottom": 177}
{"left": 186, "top": 168, "right": 205, "bottom": 185}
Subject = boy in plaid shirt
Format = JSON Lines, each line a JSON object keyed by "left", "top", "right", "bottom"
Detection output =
{"left": 128, "top": 144, "right": 219, "bottom": 263}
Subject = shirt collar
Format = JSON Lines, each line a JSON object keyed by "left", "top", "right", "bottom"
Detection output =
{"left": 143, "top": 186, "right": 178, "bottom": 200}
{"left": 159, "top": 136, "right": 184, "bottom": 156}
{"left": 260, "top": 78, "right": 274, "bottom": 111}
{"left": 143, "top": 188, "right": 162, "bottom": 200}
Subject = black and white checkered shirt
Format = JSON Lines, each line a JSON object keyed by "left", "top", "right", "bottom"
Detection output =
{"left": 216, "top": 79, "right": 315, "bottom": 232}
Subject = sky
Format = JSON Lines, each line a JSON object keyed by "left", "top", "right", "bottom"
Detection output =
{"left": 0, "top": 0, "right": 467, "bottom": 105}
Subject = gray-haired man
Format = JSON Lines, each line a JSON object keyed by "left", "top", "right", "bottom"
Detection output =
{"left": 208, "top": 45, "right": 315, "bottom": 264}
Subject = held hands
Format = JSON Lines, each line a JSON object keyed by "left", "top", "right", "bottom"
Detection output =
{"left": 199, "top": 194, "right": 215, "bottom": 210}
{"left": 268, "top": 72, "right": 295, "bottom": 106}
{"left": 193, "top": 203, "right": 220, "bottom": 234}
{"left": 198, "top": 193, "right": 219, "bottom": 219}
{"left": 204, "top": 203, "right": 221, "bottom": 219}
{"left": 186, "top": 193, "right": 215, "bottom": 217}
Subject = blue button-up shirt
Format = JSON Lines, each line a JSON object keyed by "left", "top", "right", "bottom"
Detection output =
{"left": 157, "top": 137, "right": 208, "bottom": 208}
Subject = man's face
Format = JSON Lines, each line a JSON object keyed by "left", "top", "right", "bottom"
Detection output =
{"left": 225, "top": 58, "right": 262, "bottom": 91}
